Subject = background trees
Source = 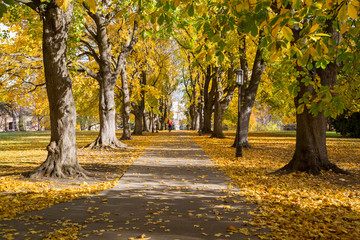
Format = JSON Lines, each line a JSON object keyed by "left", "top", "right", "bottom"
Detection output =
{"left": 0, "top": 0, "right": 359, "bottom": 178}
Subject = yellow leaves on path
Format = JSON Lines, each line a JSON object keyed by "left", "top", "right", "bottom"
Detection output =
{"left": 0, "top": 131, "right": 155, "bottom": 221}
{"left": 191, "top": 131, "right": 360, "bottom": 239}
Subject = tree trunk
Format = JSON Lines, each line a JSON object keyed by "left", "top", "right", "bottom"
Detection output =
{"left": 279, "top": 63, "right": 346, "bottom": 175}
{"left": 12, "top": 111, "right": 17, "bottom": 131}
{"left": 29, "top": 3, "right": 87, "bottom": 178}
{"left": 212, "top": 69, "right": 224, "bottom": 138}
{"left": 212, "top": 101, "right": 225, "bottom": 138}
{"left": 37, "top": 116, "right": 42, "bottom": 131}
{"left": 211, "top": 68, "right": 236, "bottom": 138}
{"left": 233, "top": 46, "right": 265, "bottom": 148}
{"left": 279, "top": 18, "right": 347, "bottom": 175}
{"left": 132, "top": 70, "right": 146, "bottom": 135}
{"left": 86, "top": 81, "right": 126, "bottom": 148}
{"left": 190, "top": 104, "right": 199, "bottom": 130}
{"left": 120, "top": 64, "right": 132, "bottom": 140}
{"left": 143, "top": 110, "right": 150, "bottom": 132}
{"left": 203, "top": 66, "right": 216, "bottom": 133}
{"left": 19, "top": 106, "right": 25, "bottom": 131}
{"left": 80, "top": 11, "right": 128, "bottom": 149}
{"left": 134, "top": 112, "right": 143, "bottom": 135}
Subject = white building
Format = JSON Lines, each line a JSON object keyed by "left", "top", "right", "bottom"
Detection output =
{"left": 171, "top": 97, "right": 186, "bottom": 130}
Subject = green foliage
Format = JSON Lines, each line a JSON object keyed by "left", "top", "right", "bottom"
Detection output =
{"left": 331, "top": 112, "right": 360, "bottom": 138}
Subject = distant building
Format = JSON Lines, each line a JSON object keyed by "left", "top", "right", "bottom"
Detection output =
{"left": 171, "top": 99, "right": 186, "bottom": 130}
{"left": 0, "top": 103, "right": 43, "bottom": 132}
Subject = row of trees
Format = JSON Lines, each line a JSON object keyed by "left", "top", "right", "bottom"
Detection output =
{"left": 0, "top": 0, "right": 359, "bottom": 177}
{"left": 0, "top": 0, "right": 180, "bottom": 177}
{"left": 174, "top": 0, "right": 360, "bottom": 174}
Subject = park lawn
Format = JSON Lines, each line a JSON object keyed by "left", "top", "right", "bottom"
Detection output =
{"left": 0, "top": 131, "right": 155, "bottom": 221}
{"left": 190, "top": 131, "right": 360, "bottom": 240}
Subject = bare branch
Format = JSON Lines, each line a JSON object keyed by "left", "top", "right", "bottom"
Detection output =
{"left": 71, "top": 62, "right": 100, "bottom": 82}
{"left": 79, "top": 39, "right": 101, "bottom": 64}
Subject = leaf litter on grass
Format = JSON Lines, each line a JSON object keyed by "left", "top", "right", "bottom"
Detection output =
{"left": 0, "top": 131, "right": 156, "bottom": 222}
{"left": 190, "top": 131, "right": 360, "bottom": 239}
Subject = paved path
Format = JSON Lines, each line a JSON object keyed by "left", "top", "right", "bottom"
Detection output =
{"left": 0, "top": 132, "right": 264, "bottom": 239}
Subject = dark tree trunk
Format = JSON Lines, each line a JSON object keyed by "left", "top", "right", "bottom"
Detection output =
{"left": 132, "top": 71, "right": 146, "bottom": 135}
{"left": 211, "top": 68, "right": 236, "bottom": 138}
{"left": 133, "top": 110, "right": 143, "bottom": 135}
{"left": 279, "top": 19, "right": 347, "bottom": 175}
{"left": 279, "top": 63, "right": 347, "bottom": 175}
{"left": 29, "top": 2, "right": 87, "bottom": 178}
{"left": 212, "top": 70, "right": 225, "bottom": 138}
{"left": 232, "top": 45, "right": 265, "bottom": 148}
{"left": 203, "top": 66, "right": 216, "bottom": 133}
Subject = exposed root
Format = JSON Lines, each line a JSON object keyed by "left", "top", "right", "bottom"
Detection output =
{"left": 274, "top": 159, "right": 351, "bottom": 176}
{"left": 27, "top": 163, "right": 90, "bottom": 179}
{"left": 231, "top": 141, "right": 251, "bottom": 148}
{"left": 83, "top": 136, "right": 129, "bottom": 149}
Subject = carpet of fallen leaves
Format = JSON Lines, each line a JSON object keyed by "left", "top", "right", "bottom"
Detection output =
{"left": 0, "top": 131, "right": 155, "bottom": 222}
{"left": 190, "top": 131, "right": 360, "bottom": 240}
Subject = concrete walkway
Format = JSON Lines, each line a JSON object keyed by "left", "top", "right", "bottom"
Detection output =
{"left": 0, "top": 132, "right": 265, "bottom": 239}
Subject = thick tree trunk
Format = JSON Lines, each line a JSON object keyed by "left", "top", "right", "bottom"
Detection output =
{"left": 12, "top": 112, "right": 17, "bottom": 131}
{"left": 212, "top": 101, "right": 225, "bottom": 138}
{"left": 30, "top": 3, "right": 87, "bottom": 178}
{"left": 279, "top": 63, "right": 347, "bottom": 175}
{"left": 134, "top": 113, "right": 143, "bottom": 134}
{"left": 279, "top": 19, "right": 347, "bottom": 175}
{"left": 86, "top": 82, "right": 126, "bottom": 148}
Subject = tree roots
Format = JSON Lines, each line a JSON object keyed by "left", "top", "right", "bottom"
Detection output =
{"left": 83, "top": 136, "right": 129, "bottom": 149}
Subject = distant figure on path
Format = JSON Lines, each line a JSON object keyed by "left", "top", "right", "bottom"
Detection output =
{"left": 167, "top": 119, "right": 173, "bottom": 132}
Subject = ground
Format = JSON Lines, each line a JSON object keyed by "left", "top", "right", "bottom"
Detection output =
{"left": 0, "top": 130, "right": 359, "bottom": 239}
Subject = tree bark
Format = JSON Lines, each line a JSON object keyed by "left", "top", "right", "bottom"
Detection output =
{"left": 29, "top": 2, "right": 86, "bottom": 178}
{"left": 203, "top": 66, "right": 216, "bottom": 133}
{"left": 19, "top": 106, "right": 24, "bottom": 131}
{"left": 132, "top": 71, "right": 146, "bottom": 135}
{"left": 81, "top": 10, "right": 128, "bottom": 148}
{"left": 279, "top": 19, "right": 347, "bottom": 175}
{"left": 232, "top": 45, "right": 266, "bottom": 148}
{"left": 279, "top": 64, "right": 346, "bottom": 174}
{"left": 211, "top": 68, "right": 236, "bottom": 138}
{"left": 120, "top": 63, "right": 132, "bottom": 140}
{"left": 86, "top": 81, "right": 126, "bottom": 148}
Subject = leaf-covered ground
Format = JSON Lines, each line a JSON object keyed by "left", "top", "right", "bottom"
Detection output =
{"left": 190, "top": 131, "right": 360, "bottom": 239}
{"left": 0, "top": 131, "right": 155, "bottom": 221}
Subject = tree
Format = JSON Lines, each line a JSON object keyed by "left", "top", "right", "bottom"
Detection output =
{"left": 270, "top": 0, "right": 359, "bottom": 174}
{"left": 75, "top": 1, "right": 138, "bottom": 146}
{"left": 17, "top": 0, "right": 88, "bottom": 177}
